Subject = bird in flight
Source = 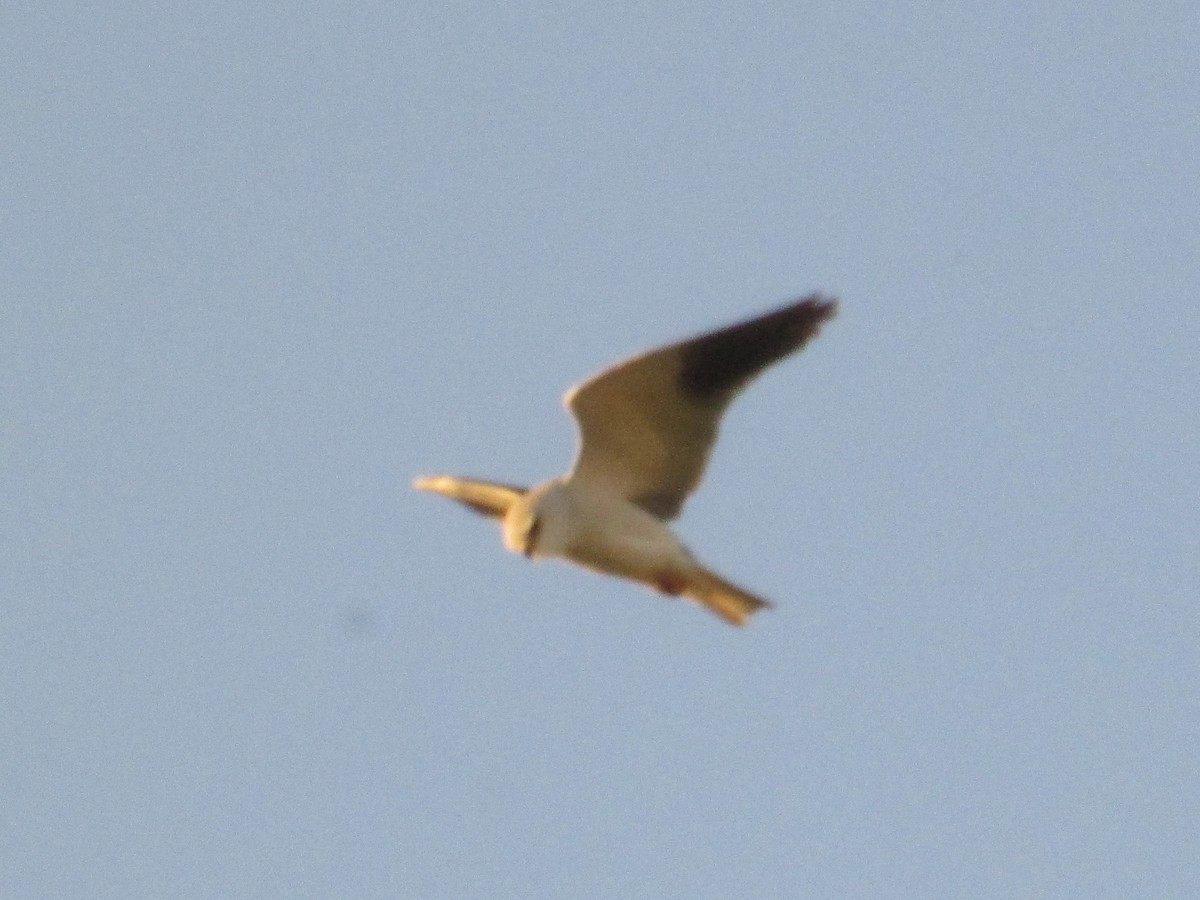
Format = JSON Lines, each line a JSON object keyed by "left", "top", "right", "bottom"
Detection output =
{"left": 414, "top": 296, "right": 837, "bottom": 625}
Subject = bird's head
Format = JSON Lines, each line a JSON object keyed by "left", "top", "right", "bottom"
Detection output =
{"left": 502, "top": 479, "right": 570, "bottom": 559}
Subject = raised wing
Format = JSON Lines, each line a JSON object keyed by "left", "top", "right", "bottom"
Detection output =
{"left": 412, "top": 475, "right": 526, "bottom": 519}
{"left": 565, "top": 295, "right": 837, "bottom": 520}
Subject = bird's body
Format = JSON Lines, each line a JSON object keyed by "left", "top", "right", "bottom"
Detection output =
{"left": 414, "top": 296, "right": 837, "bottom": 625}
{"left": 510, "top": 477, "right": 690, "bottom": 583}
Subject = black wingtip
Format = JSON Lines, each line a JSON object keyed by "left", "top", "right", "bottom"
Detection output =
{"left": 678, "top": 294, "right": 838, "bottom": 401}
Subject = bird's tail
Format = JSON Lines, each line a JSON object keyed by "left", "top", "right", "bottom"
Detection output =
{"left": 685, "top": 566, "right": 772, "bottom": 626}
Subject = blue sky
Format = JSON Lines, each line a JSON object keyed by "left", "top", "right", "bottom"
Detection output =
{"left": 3, "top": 3, "right": 1198, "bottom": 898}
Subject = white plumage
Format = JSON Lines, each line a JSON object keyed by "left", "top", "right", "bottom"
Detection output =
{"left": 414, "top": 295, "right": 837, "bottom": 625}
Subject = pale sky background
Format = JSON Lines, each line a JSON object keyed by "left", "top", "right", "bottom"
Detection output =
{"left": 3, "top": 3, "right": 1198, "bottom": 898}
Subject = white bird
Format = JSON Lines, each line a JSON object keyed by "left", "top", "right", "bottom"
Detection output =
{"left": 414, "top": 296, "right": 837, "bottom": 626}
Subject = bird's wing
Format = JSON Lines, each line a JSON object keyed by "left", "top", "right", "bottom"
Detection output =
{"left": 412, "top": 475, "right": 526, "bottom": 518}
{"left": 564, "top": 295, "right": 837, "bottom": 520}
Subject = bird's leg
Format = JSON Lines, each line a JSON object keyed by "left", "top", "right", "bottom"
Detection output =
{"left": 651, "top": 571, "right": 688, "bottom": 596}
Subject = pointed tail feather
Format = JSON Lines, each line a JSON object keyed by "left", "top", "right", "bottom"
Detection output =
{"left": 685, "top": 566, "right": 772, "bottom": 626}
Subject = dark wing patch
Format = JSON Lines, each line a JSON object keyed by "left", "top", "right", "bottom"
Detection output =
{"left": 628, "top": 489, "right": 685, "bottom": 520}
{"left": 679, "top": 296, "right": 837, "bottom": 403}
